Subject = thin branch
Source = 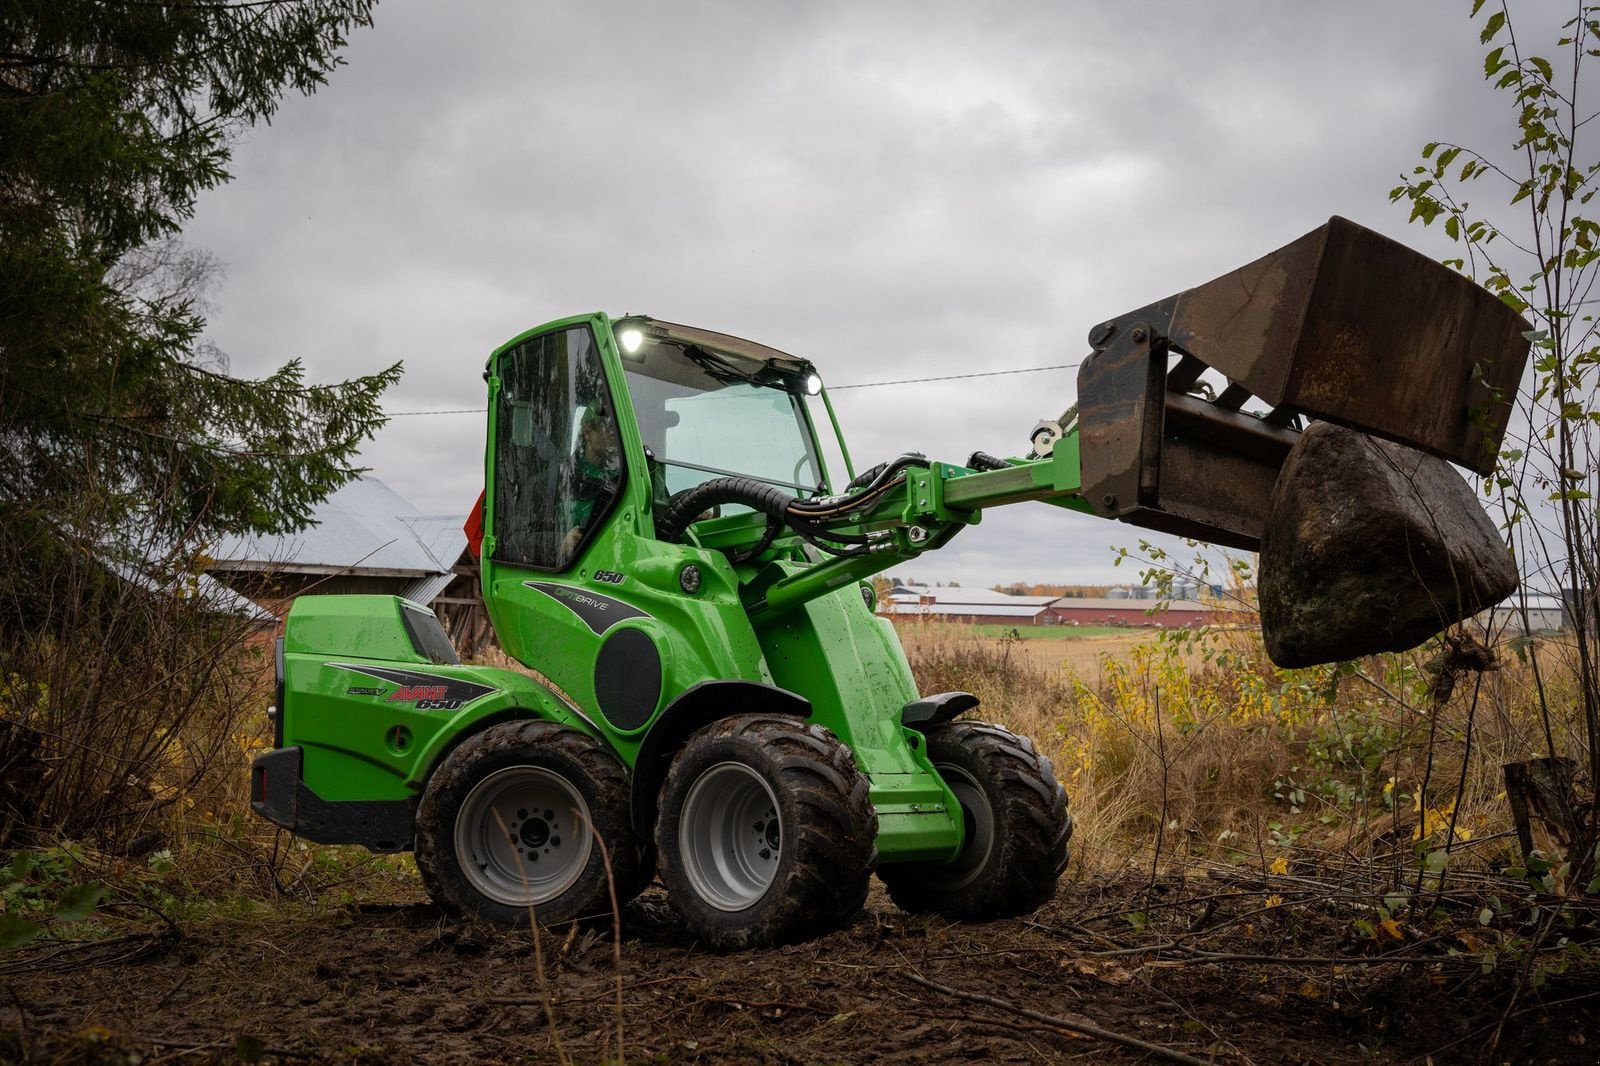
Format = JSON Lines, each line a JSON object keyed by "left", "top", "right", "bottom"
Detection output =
{"left": 904, "top": 971, "right": 1209, "bottom": 1066}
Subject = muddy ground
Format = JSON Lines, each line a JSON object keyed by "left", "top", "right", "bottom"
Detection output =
{"left": 5, "top": 871, "right": 1597, "bottom": 1065}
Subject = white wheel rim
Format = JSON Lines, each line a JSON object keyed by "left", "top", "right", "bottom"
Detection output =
{"left": 678, "top": 761, "right": 782, "bottom": 912}
{"left": 455, "top": 766, "right": 593, "bottom": 907}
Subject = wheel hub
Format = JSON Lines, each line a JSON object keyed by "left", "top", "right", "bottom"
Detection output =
{"left": 933, "top": 765, "right": 995, "bottom": 891}
{"left": 455, "top": 767, "right": 591, "bottom": 908}
{"left": 518, "top": 812, "right": 553, "bottom": 850}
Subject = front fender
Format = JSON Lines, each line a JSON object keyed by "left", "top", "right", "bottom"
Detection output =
{"left": 628, "top": 679, "right": 810, "bottom": 834}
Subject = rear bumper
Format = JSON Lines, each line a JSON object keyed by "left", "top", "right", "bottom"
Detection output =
{"left": 250, "top": 747, "right": 415, "bottom": 853}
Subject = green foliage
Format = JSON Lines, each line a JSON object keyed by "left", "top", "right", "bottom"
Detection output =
{"left": 1273, "top": 717, "right": 1400, "bottom": 818}
{"left": 1392, "top": 3, "right": 1600, "bottom": 879}
{"left": 0, "top": 844, "right": 105, "bottom": 950}
{"left": 0, "top": 1, "right": 394, "bottom": 843}
{"left": 0, "top": 0, "right": 397, "bottom": 558}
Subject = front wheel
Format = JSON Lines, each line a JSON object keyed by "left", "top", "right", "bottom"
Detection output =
{"left": 879, "top": 720, "right": 1071, "bottom": 919}
{"left": 656, "top": 715, "right": 876, "bottom": 950}
{"left": 415, "top": 720, "right": 648, "bottom": 927}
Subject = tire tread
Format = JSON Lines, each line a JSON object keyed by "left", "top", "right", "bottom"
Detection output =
{"left": 657, "top": 714, "right": 877, "bottom": 950}
{"left": 880, "top": 719, "right": 1071, "bottom": 919}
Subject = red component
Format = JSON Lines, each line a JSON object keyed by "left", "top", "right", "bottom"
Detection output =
{"left": 464, "top": 489, "right": 485, "bottom": 558}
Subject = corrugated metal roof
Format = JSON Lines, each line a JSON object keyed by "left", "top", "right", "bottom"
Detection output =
{"left": 106, "top": 559, "right": 278, "bottom": 623}
{"left": 888, "top": 585, "right": 1058, "bottom": 606}
{"left": 196, "top": 573, "right": 279, "bottom": 622}
{"left": 209, "top": 478, "right": 448, "bottom": 576}
{"left": 402, "top": 515, "right": 469, "bottom": 570}
{"left": 1050, "top": 597, "right": 1215, "bottom": 612}
{"left": 400, "top": 571, "right": 457, "bottom": 606}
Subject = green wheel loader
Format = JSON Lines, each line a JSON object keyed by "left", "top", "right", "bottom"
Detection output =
{"left": 251, "top": 217, "right": 1531, "bottom": 949}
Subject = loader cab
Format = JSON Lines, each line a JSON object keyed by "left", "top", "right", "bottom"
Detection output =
{"left": 485, "top": 313, "right": 850, "bottom": 574}
{"left": 480, "top": 311, "right": 859, "bottom": 760}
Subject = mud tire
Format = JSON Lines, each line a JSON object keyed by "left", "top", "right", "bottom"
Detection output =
{"left": 656, "top": 714, "right": 876, "bottom": 950}
{"left": 415, "top": 720, "right": 648, "bottom": 927}
{"left": 879, "top": 720, "right": 1070, "bottom": 919}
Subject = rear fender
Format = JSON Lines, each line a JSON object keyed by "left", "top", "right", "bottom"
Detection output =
{"left": 402, "top": 679, "right": 607, "bottom": 792}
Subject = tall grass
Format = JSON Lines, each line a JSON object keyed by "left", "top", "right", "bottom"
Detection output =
{"left": 896, "top": 619, "right": 1583, "bottom": 882}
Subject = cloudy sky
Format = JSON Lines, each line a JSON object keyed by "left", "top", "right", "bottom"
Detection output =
{"left": 184, "top": 0, "right": 1527, "bottom": 587}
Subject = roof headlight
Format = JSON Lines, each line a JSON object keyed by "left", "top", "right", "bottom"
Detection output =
{"left": 619, "top": 328, "right": 645, "bottom": 355}
{"left": 804, "top": 373, "right": 823, "bottom": 396}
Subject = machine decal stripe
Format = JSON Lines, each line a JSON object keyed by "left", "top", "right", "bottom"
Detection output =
{"left": 327, "top": 663, "right": 497, "bottom": 705}
{"left": 523, "top": 581, "right": 650, "bottom": 635}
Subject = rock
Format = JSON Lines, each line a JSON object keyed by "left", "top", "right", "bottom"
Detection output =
{"left": 1259, "top": 422, "right": 1517, "bottom": 668}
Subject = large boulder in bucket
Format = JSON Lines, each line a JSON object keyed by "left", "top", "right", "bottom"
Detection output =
{"left": 1259, "top": 422, "right": 1517, "bottom": 668}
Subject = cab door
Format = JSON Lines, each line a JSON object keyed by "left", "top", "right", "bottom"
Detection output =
{"left": 487, "top": 317, "right": 627, "bottom": 573}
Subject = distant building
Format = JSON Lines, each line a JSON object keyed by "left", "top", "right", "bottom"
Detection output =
{"left": 882, "top": 584, "right": 1057, "bottom": 625}
{"left": 1046, "top": 597, "right": 1214, "bottom": 628}
{"left": 205, "top": 477, "right": 489, "bottom": 651}
{"left": 1106, "top": 581, "right": 1218, "bottom": 601}
{"left": 882, "top": 582, "right": 1224, "bottom": 628}
{"left": 1477, "top": 590, "right": 1573, "bottom": 634}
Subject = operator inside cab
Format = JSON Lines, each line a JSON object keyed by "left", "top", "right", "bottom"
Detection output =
{"left": 561, "top": 405, "right": 620, "bottom": 555}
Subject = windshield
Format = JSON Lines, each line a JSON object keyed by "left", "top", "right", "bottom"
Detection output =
{"left": 622, "top": 340, "right": 825, "bottom": 498}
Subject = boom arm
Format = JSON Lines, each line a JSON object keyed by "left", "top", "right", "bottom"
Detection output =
{"left": 734, "top": 434, "right": 1092, "bottom": 619}
{"left": 699, "top": 218, "right": 1533, "bottom": 653}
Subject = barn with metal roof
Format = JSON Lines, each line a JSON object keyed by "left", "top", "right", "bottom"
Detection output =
{"left": 205, "top": 477, "right": 474, "bottom": 626}
{"left": 882, "top": 583, "right": 1223, "bottom": 628}
{"left": 882, "top": 584, "right": 1058, "bottom": 625}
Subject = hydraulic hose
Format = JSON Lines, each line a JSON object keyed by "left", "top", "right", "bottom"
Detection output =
{"left": 654, "top": 454, "right": 934, "bottom": 563}
{"left": 653, "top": 476, "right": 794, "bottom": 548}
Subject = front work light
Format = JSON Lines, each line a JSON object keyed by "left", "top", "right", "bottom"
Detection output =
{"left": 619, "top": 328, "right": 645, "bottom": 355}
{"left": 804, "top": 373, "right": 822, "bottom": 395}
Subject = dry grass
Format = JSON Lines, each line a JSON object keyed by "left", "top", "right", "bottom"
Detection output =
{"left": 896, "top": 618, "right": 1589, "bottom": 887}
{"left": 12, "top": 605, "right": 1582, "bottom": 918}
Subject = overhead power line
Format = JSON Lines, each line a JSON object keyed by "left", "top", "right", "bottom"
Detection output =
{"left": 387, "top": 408, "right": 480, "bottom": 417}
{"left": 828, "top": 361, "right": 1081, "bottom": 391}
{"left": 381, "top": 361, "right": 1084, "bottom": 417}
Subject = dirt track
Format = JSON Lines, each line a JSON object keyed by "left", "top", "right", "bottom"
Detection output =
{"left": 6, "top": 876, "right": 1595, "bottom": 1065}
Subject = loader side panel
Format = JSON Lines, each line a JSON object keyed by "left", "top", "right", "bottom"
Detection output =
{"left": 256, "top": 595, "right": 594, "bottom": 849}
{"left": 484, "top": 543, "right": 778, "bottom": 750}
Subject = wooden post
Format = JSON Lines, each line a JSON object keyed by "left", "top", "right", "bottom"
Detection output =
{"left": 1503, "top": 756, "right": 1585, "bottom": 892}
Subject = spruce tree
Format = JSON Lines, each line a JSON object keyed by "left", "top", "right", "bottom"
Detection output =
{"left": 0, "top": 0, "right": 397, "bottom": 569}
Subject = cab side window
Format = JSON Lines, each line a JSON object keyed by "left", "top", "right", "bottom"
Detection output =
{"left": 493, "top": 326, "right": 622, "bottom": 570}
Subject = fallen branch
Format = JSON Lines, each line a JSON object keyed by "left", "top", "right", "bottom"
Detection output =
{"left": 904, "top": 972, "right": 1208, "bottom": 1066}
{"left": 0, "top": 931, "right": 175, "bottom": 977}
{"left": 704, "top": 998, "right": 834, "bottom": 1015}
{"left": 901, "top": 1007, "right": 1090, "bottom": 1042}
{"left": 144, "top": 1036, "right": 311, "bottom": 1059}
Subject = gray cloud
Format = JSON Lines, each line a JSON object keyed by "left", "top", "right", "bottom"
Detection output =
{"left": 184, "top": 0, "right": 1535, "bottom": 586}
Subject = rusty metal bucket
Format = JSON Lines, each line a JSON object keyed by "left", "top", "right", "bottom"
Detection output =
{"left": 1076, "top": 216, "right": 1531, "bottom": 550}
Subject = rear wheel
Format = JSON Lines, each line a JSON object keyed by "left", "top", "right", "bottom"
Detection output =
{"left": 415, "top": 720, "right": 648, "bottom": 926}
{"left": 879, "top": 720, "right": 1070, "bottom": 919}
{"left": 656, "top": 715, "right": 876, "bottom": 950}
